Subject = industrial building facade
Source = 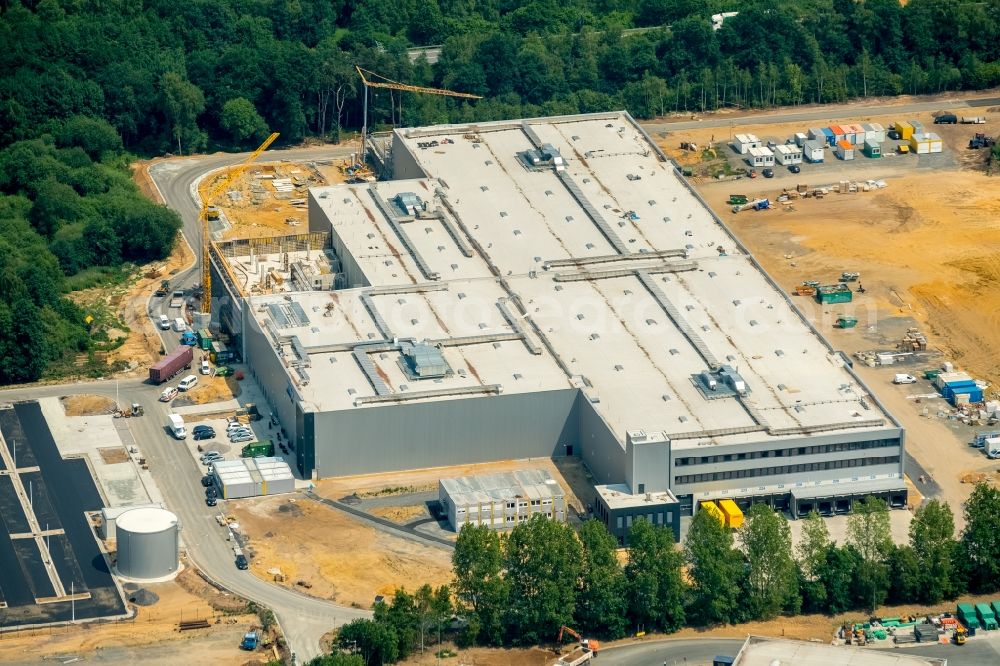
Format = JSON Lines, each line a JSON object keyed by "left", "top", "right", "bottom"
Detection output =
{"left": 439, "top": 469, "right": 567, "bottom": 532}
{"left": 209, "top": 111, "right": 906, "bottom": 527}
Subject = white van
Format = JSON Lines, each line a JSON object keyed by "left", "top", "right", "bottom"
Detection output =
{"left": 158, "top": 314, "right": 171, "bottom": 330}
{"left": 172, "top": 317, "right": 187, "bottom": 332}
{"left": 200, "top": 359, "right": 211, "bottom": 375}
{"left": 168, "top": 413, "right": 186, "bottom": 439}
{"left": 178, "top": 375, "right": 198, "bottom": 391}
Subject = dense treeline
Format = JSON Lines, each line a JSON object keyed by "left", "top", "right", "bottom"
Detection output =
{"left": 2, "top": 0, "right": 999, "bottom": 157}
{"left": 314, "top": 485, "right": 1000, "bottom": 665}
{"left": 0, "top": 116, "right": 181, "bottom": 384}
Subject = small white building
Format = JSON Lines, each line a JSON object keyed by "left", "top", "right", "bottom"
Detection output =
{"left": 862, "top": 122, "right": 885, "bottom": 143}
{"left": 439, "top": 469, "right": 566, "bottom": 532}
{"left": 711, "top": 11, "right": 738, "bottom": 30}
{"left": 731, "top": 133, "right": 761, "bottom": 155}
{"left": 773, "top": 144, "right": 802, "bottom": 165}
{"left": 746, "top": 145, "right": 775, "bottom": 167}
{"left": 803, "top": 139, "right": 825, "bottom": 163}
{"left": 213, "top": 456, "right": 295, "bottom": 499}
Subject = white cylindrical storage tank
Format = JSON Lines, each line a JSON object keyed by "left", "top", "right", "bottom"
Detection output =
{"left": 116, "top": 507, "right": 179, "bottom": 580}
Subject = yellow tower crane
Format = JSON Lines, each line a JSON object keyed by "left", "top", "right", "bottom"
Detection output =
{"left": 199, "top": 132, "right": 279, "bottom": 315}
{"left": 355, "top": 66, "right": 482, "bottom": 164}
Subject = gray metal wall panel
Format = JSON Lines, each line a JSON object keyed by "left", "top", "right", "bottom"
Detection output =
{"left": 243, "top": 311, "right": 301, "bottom": 460}
{"left": 575, "top": 393, "right": 626, "bottom": 485}
{"left": 311, "top": 389, "right": 579, "bottom": 477}
{"left": 390, "top": 135, "right": 429, "bottom": 180}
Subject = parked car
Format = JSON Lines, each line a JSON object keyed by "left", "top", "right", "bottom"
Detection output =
{"left": 200, "top": 359, "right": 211, "bottom": 375}
{"left": 788, "top": 164, "right": 801, "bottom": 173}
{"left": 201, "top": 475, "right": 214, "bottom": 487}
{"left": 205, "top": 487, "right": 218, "bottom": 498}
{"left": 193, "top": 429, "right": 216, "bottom": 441}
{"left": 235, "top": 554, "right": 248, "bottom": 570}
{"left": 230, "top": 433, "right": 254, "bottom": 444}
{"left": 158, "top": 314, "right": 171, "bottom": 330}
{"left": 893, "top": 374, "right": 917, "bottom": 384}
{"left": 178, "top": 374, "right": 198, "bottom": 391}
{"left": 206, "top": 496, "right": 217, "bottom": 507}
{"left": 215, "top": 366, "right": 234, "bottom": 377}
{"left": 192, "top": 424, "right": 214, "bottom": 434}
{"left": 762, "top": 168, "right": 774, "bottom": 178}
{"left": 887, "top": 130, "right": 901, "bottom": 140}
{"left": 201, "top": 453, "right": 223, "bottom": 465}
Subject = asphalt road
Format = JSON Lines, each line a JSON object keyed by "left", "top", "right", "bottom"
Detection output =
{"left": 642, "top": 93, "right": 1000, "bottom": 134}
{"left": 603, "top": 634, "right": 1000, "bottom": 665}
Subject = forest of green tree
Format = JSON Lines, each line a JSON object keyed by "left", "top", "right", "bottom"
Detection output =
{"left": 1, "top": 0, "right": 998, "bottom": 384}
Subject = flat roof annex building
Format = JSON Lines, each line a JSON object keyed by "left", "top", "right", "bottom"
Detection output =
{"left": 209, "top": 111, "right": 906, "bottom": 521}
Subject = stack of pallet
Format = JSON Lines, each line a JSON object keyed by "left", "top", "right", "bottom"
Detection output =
{"left": 899, "top": 328, "right": 928, "bottom": 351}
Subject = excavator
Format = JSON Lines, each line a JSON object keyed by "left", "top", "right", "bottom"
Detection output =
{"left": 555, "top": 625, "right": 599, "bottom": 665}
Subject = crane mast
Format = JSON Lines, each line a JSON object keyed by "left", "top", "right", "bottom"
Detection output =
{"left": 199, "top": 132, "right": 279, "bottom": 315}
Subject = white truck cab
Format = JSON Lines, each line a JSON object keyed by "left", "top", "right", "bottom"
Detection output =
{"left": 168, "top": 413, "right": 186, "bottom": 439}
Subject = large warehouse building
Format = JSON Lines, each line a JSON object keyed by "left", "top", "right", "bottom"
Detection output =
{"left": 208, "top": 111, "right": 906, "bottom": 521}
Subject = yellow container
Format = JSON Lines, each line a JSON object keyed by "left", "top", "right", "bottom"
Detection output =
{"left": 718, "top": 499, "right": 744, "bottom": 529}
{"left": 895, "top": 121, "right": 914, "bottom": 140}
{"left": 700, "top": 501, "right": 726, "bottom": 526}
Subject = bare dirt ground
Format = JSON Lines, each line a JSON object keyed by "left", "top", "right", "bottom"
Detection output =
{"left": 99, "top": 446, "right": 130, "bottom": 464}
{"left": 199, "top": 160, "right": 346, "bottom": 240}
{"left": 314, "top": 457, "right": 594, "bottom": 519}
{"left": 229, "top": 495, "right": 453, "bottom": 609}
{"left": 61, "top": 393, "right": 117, "bottom": 416}
{"left": 173, "top": 374, "right": 242, "bottom": 407}
{"left": 369, "top": 505, "right": 430, "bottom": 523}
{"left": 0, "top": 567, "right": 256, "bottom": 664}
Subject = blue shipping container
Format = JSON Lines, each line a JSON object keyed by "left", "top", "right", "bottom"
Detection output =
{"left": 947, "top": 388, "right": 983, "bottom": 406}
{"left": 821, "top": 128, "right": 835, "bottom": 146}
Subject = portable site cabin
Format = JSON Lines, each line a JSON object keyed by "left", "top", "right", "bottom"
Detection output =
{"left": 909, "top": 120, "right": 925, "bottom": 136}
{"left": 803, "top": 140, "right": 825, "bottom": 163}
{"left": 863, "top": 139, "right": 881, "bottom": 158}
{"left": 807, "top": 127, "right": 826, "bottom": 141}
{"left": 910, "top": 133, "right": 943, "bottom": 154}
{"left": 732, "top": 133, "right": 761, "bottom": 155}
{"left": 835, "top": 140, "right": 855, "bottom": 160}
{"left": 794, "top": 132, "right": 808, "bottom": 147}
{"left": 820, "top": 128, "right": 835, "bottom": 146}
{"left": 863, "top": 122, "right": 886, "bottom": 143}
{"left": 829, "top": 125, "right": 847, "bottom": 145}
{"left": 895, "top": 121, "right": 914, "bottom": 140}
{"left": 774, "top": 144, "right": 803, "bottom": 165}
{"left": 746, "top": 146, "right": 775, "bottom": 167}
{"left": 847, "top": 124, "right": 867, "bottom": 145}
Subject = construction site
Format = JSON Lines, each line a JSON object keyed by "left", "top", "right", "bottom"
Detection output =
{"left": 200, "top": 109, "right": 912, "bottom": 546}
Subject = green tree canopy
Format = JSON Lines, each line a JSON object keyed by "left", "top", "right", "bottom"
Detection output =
{"left": 220, "top": 97, "right": 269, "bottom": 145}
{"left": 625, "top": 517, "right": 686, "bottom": 633}
{"left": 684, "top": 509, "right": 742, "bottom": 625}
{"left": 739, "top": 504, "right": 797, "bottom": 619}
{"left": 961, "top": 482, "right": 1000, "bottom": 593}
{"left": 576, "top": 519, "right": 628, "bottom": 639}
{"left": 909, "top": 499, "right": 957, "bottom": 603}
{"left": 452, "top": 524, "right": 508, "bottom": 645}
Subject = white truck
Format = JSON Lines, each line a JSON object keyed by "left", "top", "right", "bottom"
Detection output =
{"left": 169, "top": 290, "right": 185, "bottom": 308}
{"left": 557, "top": 647, "right": 594, "bottom": 666}
{"left": 168, "top": 413, "right": 186, "bottom": 439}
{"left": 986, "top": 437, "right": 1000, "bottom": 459}
{"left": 960, "top": 116, "right": 987, "bottom": 124}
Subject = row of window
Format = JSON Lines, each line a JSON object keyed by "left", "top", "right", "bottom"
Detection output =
{"left": 457, "top": 512, "right": 555, "bottom": 524}
{"left": 674, "top": 439, "right": 899, "bottom": 467}
{"left": 613, "top": 512, "right": 673, "bottom": 530}
{"left": 674, "top": 456, "right": 901, "bottom": 485}
{"left": 456, "top": 499, "right": 555, "bottom": 515}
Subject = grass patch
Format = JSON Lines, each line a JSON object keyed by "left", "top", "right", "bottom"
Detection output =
{"left": 63, "top": 264, "right": 136, "bottom": 292}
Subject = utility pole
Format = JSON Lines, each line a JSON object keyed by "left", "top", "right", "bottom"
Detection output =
{"left": 71, "top": 581, "right": 75, "bottom": 622}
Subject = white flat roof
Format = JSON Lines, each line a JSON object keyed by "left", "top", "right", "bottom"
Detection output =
{"left": 236, "top": 112, "right": 893, "bottom": 449}
{"left": 596, "top": 483, "right": 679, "bottom": 509}
{"left": 115, "top": 507, "right": 178, "bottom": 533}
{"left": 732, "top": 635, "right": 946, "bottom": 666}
